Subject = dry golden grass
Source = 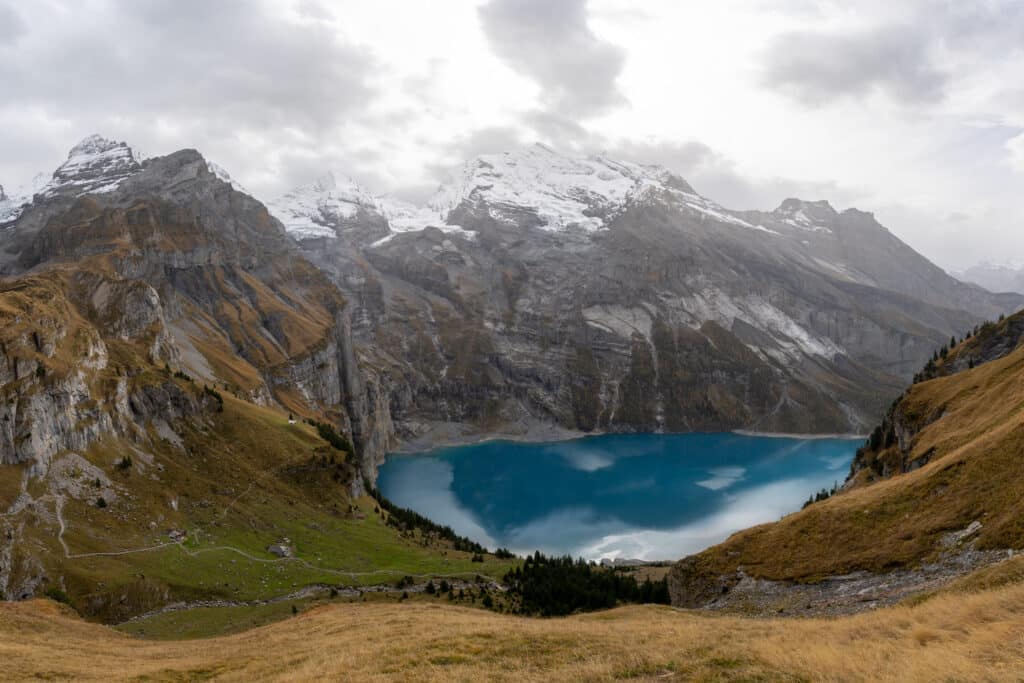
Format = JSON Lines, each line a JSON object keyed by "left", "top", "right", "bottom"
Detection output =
{"left": 4, "top": 580, "right": 1024, "bottom": 682}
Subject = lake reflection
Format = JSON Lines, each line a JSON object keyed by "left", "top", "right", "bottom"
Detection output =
{"left": 378, "top": 433, "right": 857, "bottom": 561}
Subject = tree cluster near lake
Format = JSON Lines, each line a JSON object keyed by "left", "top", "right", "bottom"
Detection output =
{"left": 367, "top": 486, "right": 489, "bottom": 555}
{"left": 503, "top": 553, "right": 670, "bottom": 617}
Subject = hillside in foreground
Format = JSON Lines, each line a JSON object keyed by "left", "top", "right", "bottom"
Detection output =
{"left": 4, "top": 562, "right": 1024, "bottom": 682}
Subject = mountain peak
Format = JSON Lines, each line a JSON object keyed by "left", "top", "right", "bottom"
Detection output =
{"left": 771, "top": 198, "right": 838, "bottom": 233}
{"left": 774, "top": 198, "right": 837, "bottom": 215}
{"left": 44, "top": 134, "right": 144, "bottom": 199}
{"left": 67, "top": 133, "right": 124, "bottom": 157}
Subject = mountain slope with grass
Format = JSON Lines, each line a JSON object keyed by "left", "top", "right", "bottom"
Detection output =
{"left": 668, "top": 308, "right": 1024, "bottom": 611}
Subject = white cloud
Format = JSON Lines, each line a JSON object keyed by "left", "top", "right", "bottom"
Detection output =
{"left": 696, "top": 466, "right": 746, "bottom": 491}
{"left": 1007, "top": 131, "right": 1024, "bottom": 173}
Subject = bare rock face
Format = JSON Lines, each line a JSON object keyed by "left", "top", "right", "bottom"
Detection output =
{"left": 667, "top": 556, "right": 741, "bottom": 609}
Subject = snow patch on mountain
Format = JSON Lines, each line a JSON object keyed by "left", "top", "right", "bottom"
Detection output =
{"left": 266, "top": 171, "right": 379, "bottom": 239}
{"left": 772, "top": 198, "right": 836, "bottom": 233}
{"left": 267, "top": 172, "right": 476, "bottom": 245}
{"left": 206, "top": 161, "right": 249, "bottom": 194}
{"left": 372, "top": 196, "right": 476, "bottom": 246}
{"left": 671, "top": 286, "right": 843, "bottom": 363}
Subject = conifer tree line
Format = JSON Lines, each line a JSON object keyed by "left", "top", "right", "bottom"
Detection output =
{"left": 502, "top": 552, "right": 670, "bottom": 616}
{"left": 367, "top": 486, "right": 489, "bottom": 554}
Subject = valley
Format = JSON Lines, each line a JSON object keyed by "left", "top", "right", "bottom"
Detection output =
{"left": 1, "top": 134, "right": 1023, "bottom": 680}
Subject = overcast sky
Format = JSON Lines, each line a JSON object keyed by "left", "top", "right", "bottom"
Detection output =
{"left": 1, "top": 0, "right": 1022, "bottom": 270}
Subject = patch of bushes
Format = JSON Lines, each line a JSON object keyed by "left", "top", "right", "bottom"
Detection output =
{"left": 306, "top": 419, "right": 353, "bottom": 453}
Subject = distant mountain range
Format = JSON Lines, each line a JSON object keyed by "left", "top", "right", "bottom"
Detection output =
{"left": 951, "top": 262, "right": 1024, "bottom": 295}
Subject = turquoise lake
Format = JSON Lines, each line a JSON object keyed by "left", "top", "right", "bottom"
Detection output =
{"left": 377, "top": 433, "right": 859, "bottom": 561}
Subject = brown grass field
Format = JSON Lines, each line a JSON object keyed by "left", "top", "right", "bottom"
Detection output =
{"left": 3, "top": 576, "right": 1024, "bottom": 682}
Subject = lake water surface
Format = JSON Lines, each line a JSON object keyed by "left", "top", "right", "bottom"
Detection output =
{"left": 378, "top": 433, "right": 858, "bottom": 561}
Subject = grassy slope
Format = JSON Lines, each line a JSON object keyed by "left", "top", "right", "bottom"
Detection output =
{"left": 688, "top": 329, "right": 1024, "bottom": 582}
{"left": 3, "top": 391, "right": 516, "bottom": 622}
{"left": 4, "top": 576, "right": 1024, "bottom": 681}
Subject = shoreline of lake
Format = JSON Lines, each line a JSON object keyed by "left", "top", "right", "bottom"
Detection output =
{"left": 391, "top": 421, "right": 867, "bottom": 458}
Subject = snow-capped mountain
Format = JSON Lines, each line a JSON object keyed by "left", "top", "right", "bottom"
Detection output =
{"left": 268, "top": 143, "right": 771, "bottom": 244}
{"left": 426, "top": 143, "right": 769, "bottom": 234}
{"left": 0, "top": 134, "right": 258, "bottom": 228}
{"left": 265, "top": 170, "right": 471, "bottom": 244}
{"left": 41, "top": 134, "right": 145, "bottom": 200}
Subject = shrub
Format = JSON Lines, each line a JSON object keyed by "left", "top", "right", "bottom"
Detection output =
{"left": 96, "top": 497, "right": 107, "bottom": 509}
{"left": 44, "top": 587, "right": 71, "bottom": 605}
{"left": 308, "top": 419, "right": 353, "bottom": 453}
{"left": 202, "top": 385, "right": 224, "bottom": 412}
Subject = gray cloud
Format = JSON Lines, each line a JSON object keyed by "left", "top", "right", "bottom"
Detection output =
{"left": 478, "top": 0, "right": 625, "bottom": 118}
{"left": 760, "top": 25, "right": 946, "bottom": 106}
{"left": 3, "top": 0, "right": 376, "bottom": 130}
{"left": 0, "top": 0, "right": 379, "bottom": 196}
{"left": 0, "top": 2, "right": 25, "bottom": 44}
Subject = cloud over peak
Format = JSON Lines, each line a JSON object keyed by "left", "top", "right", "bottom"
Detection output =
{"left": 478, "top": 0, "right": 626, "bottom": 119}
